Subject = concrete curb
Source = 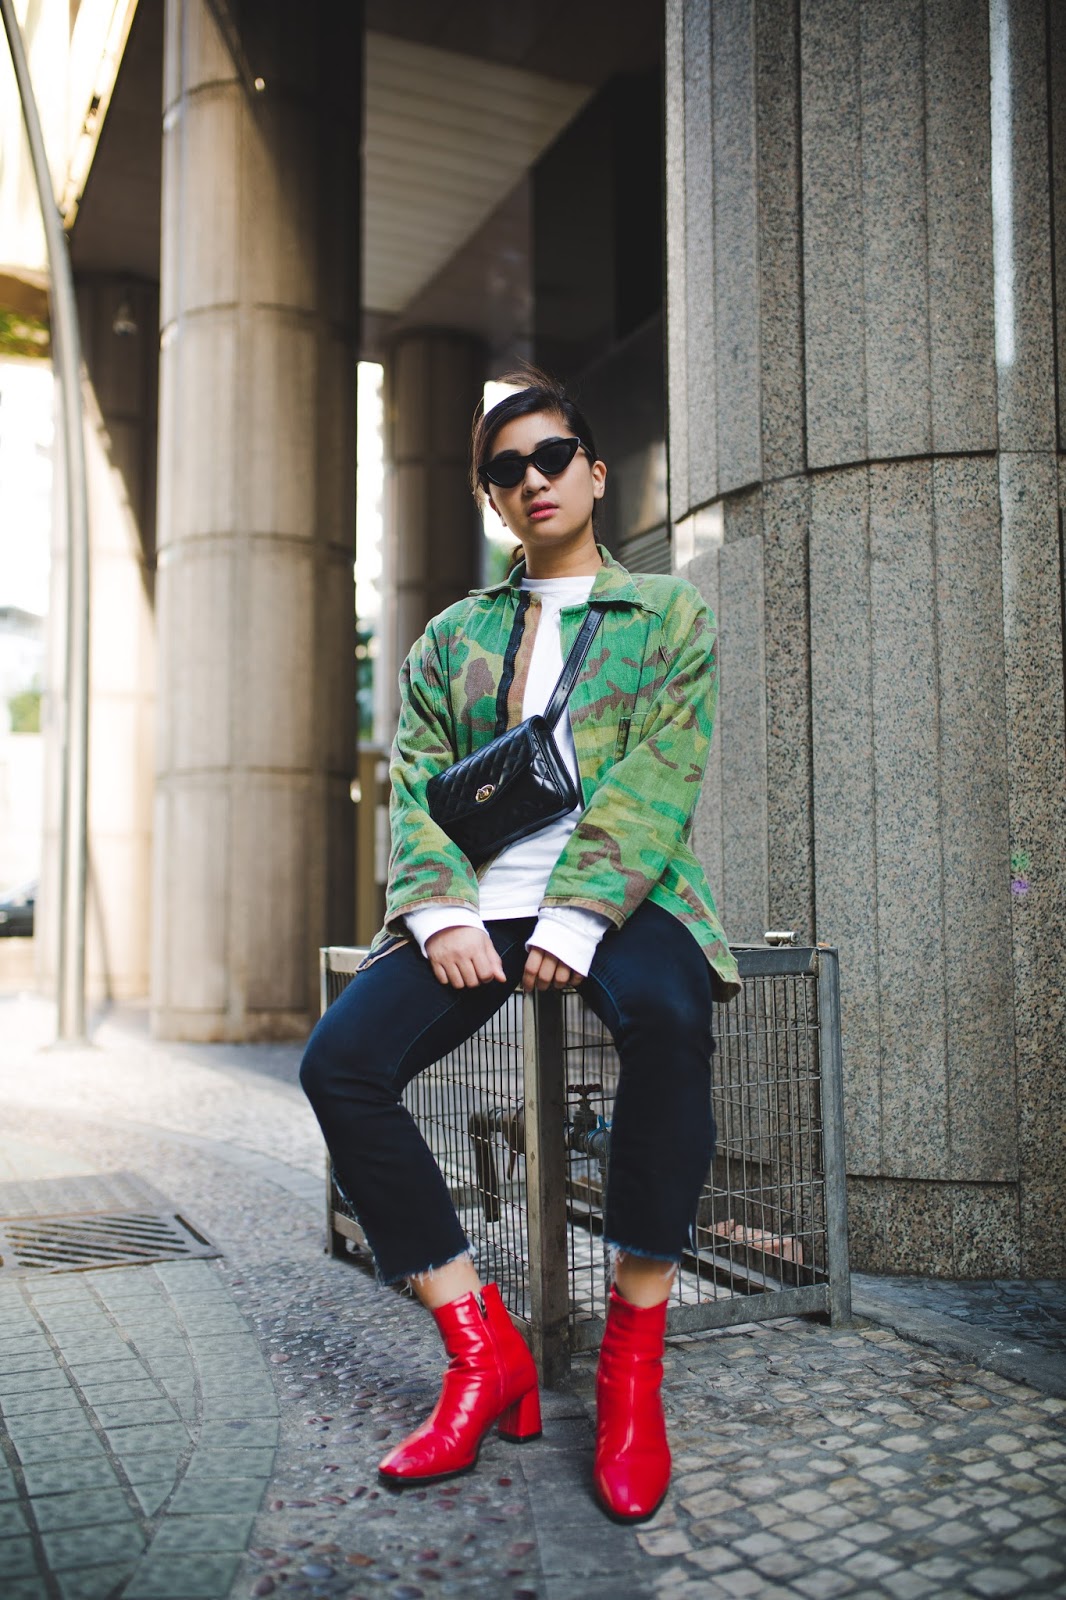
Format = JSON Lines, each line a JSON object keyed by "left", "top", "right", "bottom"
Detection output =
{"left": 852, "top": 1288, "right": 1066, "bottom": 1398}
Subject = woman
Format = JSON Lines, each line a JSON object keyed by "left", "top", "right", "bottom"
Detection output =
{"left": 301, "top": 372, "right": 739, "bottom": 1523}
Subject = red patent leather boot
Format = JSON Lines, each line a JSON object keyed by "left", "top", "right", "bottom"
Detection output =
{"left": 593, "top": 1285, "right": 671, "bottom": 1522}
{"left": 378, "top": 1282, "right": 541, "bottom": 1485}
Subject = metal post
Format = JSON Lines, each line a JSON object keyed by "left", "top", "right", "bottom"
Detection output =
{"left": 523, "top": 987, "right": 570, "bottom": 1386}
{"left": 816, "top": 947, "right": 852, "bottom": 1325}
{"left": 1, "top": 0, "right": 90, "bottom": 1042}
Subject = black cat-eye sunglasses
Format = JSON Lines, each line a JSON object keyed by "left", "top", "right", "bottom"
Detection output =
{"left": 477, "top": 435, "right": 593, "bottom": 490}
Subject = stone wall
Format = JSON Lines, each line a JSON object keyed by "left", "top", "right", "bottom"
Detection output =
{"left": 665, "top": 0, "right": 1066, "bottom": 1275}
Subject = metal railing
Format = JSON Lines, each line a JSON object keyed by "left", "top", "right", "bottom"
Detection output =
{"left": 320, "top": 943, "right": 850, "bottom": 1384}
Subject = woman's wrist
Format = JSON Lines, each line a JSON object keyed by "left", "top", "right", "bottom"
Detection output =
{"left": 405, "top": 905, "right": 485, "bottom": 958}
{"left": 527, "top": 907, "right": 610, "bottom": 978}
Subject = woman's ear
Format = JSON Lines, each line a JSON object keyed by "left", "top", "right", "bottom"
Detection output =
{"left": 488, "top": 497, "right": 505, "bottom": 522}
{"left": 592, "top": 460, "right": 607, "bottom": 500}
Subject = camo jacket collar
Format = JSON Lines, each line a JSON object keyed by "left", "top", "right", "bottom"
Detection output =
{"left": 470, "top": 545, "right": 653, "bottom": 611}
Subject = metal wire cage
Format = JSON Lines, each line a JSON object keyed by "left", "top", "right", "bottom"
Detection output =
{"left": 320, "top": 943, "right": 850, "bottom": 1382}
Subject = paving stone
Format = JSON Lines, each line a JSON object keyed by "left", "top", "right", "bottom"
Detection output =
{"left": 709, "top": 1568, "right": 768, "bottom": 1597}
{"left": 732, "top": 1532, "right": 785, "bottom": 1559}
{"left": 31, "top": 1489, "right": 134, "bottom": 1532}
{"left": 928, "top": 1519, "right": 979, "bottom": 1546}
{"left": 0, "top": 1501, "right": 28, "bottom": 1537}
{"left": 181, "top": 1447, "right": 275, "bottom": 1480}
{"left": 131, "top": 1482, "right": 172, "bottom": 1516}
{"left": 40, "top": 1522, "right": 146, "bottom": 1571}
{"left": 778, "top": 1488, "right": 831, "bottom": 1514}
{"left": 1, "top": 1386, "right": 86, "bottom": 1417}
{"left": 679, "top": 1487, "right": 742, "bottom": 1517}
{"left": 635, "top": 1527, "right": 692, "bottom": 1557}
{"left": 791, "top": 1569, "right": 856, "bottom": 1598}
{"left": 11, "top": 1431, "right": 109, "bottom": 1467}
{"left": 754, "top": 1549, "right": 808, "bottom": 1579}
{"left": 809, "top": 1504, "right": 861, "bottom": 1532}
{"left": 65, "top": 1360, "right": 147, "bottom": 1384}
{"left": 0, "top": 1351, "right": 63, "bottom": 1376}
{"left": 981, "top": 1507, "right": 1023, "bottom": 1534}
{"left": 21, "top": 1457, "right": 122, "bottom": 1496}
{"left": 967, "top": 1568, "right": 1029, "bottom": 1596}
{"left": 199, "top": 1419, "right": 279, "bottom": 1448}
{"left": 143, "top": 1513, "right": 256, "bottom": 1554}
{"left": 114, "top": 1449, "right": 186, "bottom": 1485}
{"left": 882, "top": 1572, "right": 938, "bottom": 1599}
{"left": 688, "top": 1515, "right": 747, "bottom": 1544}
{"left": 91, "top": 1399, "right": 182, "bottom": 1429}
{"left": 1003, "top": 1522, "right": 1056, "bottom": 1550}
{"left": 99, "top": 1423, "right": 190, "bottom": 1454}
{"left": 1020, "top": 1553, "right": 1065, "bottom": 1581}
{"left": 54, "top": 1561, "right": 137, "bottom": 1600}
{"left": 0, "top": 1535, "right": 42, "bottom": 1577}
{"left": 76, "top": 1379, "right": 163, "bottom": 1406}
{"left": 4, "top": 1407, "right": 96, "bottom": 1441}
{"left": 769, "top": 1517, "right": 821, "bottom": 1544}
{"left": 842, "top": 1547, "right": 902, "bottom": 1579}
{"left": 2, "top": 1581, "right": 51, "bottom": 1600}
{"left": 873, "top": 1503, "right": 932, "bottom": 1533}
{"left": 124, "top": 1551, "right": 243, "bottom": 1599}
{"left": 0, "top": 1365, "right": 70, "bottom": 1394}
{"left": 842, "top": 1518, "right": 894, "bottom": 1545}
{"left": 167, "top": 1477, "right": 268, "bottom": 1516}
{"left": 913, "top": 1554, "right": 968, "bottom": 1580}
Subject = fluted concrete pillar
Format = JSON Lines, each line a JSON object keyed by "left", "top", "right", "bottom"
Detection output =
{"left": 39, "top": 276, "right": 158, "bottom": 1005}
{"left": 666, "top": 0, "right": 1065, "bottom": 1274}
{"left": 381, "top": 330, "right": 487, "bottom": 730}
{"left": 153, "top": 1, "right": 361, "bottom": 1040}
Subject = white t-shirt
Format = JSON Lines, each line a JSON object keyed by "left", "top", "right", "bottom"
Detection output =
{"left": 405, "top": 573, "right": 611, "bottom": 976}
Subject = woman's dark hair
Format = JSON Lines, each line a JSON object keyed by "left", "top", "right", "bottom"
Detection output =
{"left": 469, "top": 366, "right": 600, "bottom": 500}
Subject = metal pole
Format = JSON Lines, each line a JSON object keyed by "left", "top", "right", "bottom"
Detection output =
{"left": 523, "top": 987, "right": 570, "bottom": 1387}
{"left": 816, "top": 947, "right": 853, "bottom": 1325}
{"left": 1, "top": 0, "right": 90, "bottom": 1042}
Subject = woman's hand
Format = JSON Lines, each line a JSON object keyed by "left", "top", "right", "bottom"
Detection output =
{"left": 522, "top": 946, "right": 576, "bottom": 994}
{"left": 425, "top": 927, "right": 507, "bottom": 989}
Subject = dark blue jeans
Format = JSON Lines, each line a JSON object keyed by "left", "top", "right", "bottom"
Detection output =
{"left": 300, "top": 901, "right": 716, "bottom": 1284}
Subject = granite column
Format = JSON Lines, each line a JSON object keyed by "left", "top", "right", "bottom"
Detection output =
{"left": 152, "top": 0, "right": 361, "bottom": 1039}
{"left": 666, "top": 0, "right": 1065, "bottom": 1273}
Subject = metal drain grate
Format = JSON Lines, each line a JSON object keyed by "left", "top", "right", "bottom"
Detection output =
{"left": 0, "top": 1210, "right": 220, "bottom": 1275}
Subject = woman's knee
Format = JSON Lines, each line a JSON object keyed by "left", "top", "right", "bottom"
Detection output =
{"left": 612, "top": 975, "right": 711, "bottom": 1054}
{"left": 298, "top": 1022, "right": 333, "bottom": 1106}
{"left": 299, "top": 1012, "right": 379, "bottom": 1107}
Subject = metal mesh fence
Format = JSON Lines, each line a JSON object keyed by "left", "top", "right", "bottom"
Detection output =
{"left": 321, "top": 944, "right": 849, "bottom": 1372}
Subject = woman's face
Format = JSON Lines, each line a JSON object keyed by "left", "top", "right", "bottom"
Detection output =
{"left": 485, "top": 410, "right": 606, "bottom": 557}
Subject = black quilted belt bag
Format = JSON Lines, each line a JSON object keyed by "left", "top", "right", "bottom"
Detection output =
{"left": 426, "top": 599, "right": 605, "bottom": 868}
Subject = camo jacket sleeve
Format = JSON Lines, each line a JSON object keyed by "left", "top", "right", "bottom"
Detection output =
{"left": 383, "top": 623, "right": 481, "bottom": 929}
{"left": 540, "top": 582, "right": 716, "bottom": 926}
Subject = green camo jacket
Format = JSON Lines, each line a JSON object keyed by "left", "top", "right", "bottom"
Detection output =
{"left": 368, "top": 546, "right": 740, "bottom": 1001}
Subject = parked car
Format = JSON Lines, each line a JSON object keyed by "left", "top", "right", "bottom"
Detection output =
{"left": 0, "top": 882, "right": 35, "bottom": 937}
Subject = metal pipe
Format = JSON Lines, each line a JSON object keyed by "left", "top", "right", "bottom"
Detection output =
{"left": 1, "top": 0, "right": 90, "bottom": 1042}
{"left": 523, "top": 987, "right": 570, "bottom": 1387}
{"left": 817, "top": 947, "right": 853, "bottom": 1326}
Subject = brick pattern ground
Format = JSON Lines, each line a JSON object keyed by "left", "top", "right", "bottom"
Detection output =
{"left": 0, "top": 997, "right": 1063, "bottom": 1600}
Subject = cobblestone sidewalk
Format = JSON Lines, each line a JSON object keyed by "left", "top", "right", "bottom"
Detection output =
{"left": 0, "top": 997, "right": 1064, "bottom": 1600}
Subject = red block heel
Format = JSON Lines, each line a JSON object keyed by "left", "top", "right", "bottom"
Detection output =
{"left": 497, "top": 1384, "right": 542, "bottom": 1442}
{"left": 378, "top": 1283, "right": 541, "bottom": 1484}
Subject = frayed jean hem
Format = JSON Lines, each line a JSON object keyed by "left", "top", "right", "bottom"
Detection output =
{"left": 376, "top": 1244, "right": 476, "bottom": 1289}
{"left": 605, "top": 1238, "right": 680, "bottom": 1270}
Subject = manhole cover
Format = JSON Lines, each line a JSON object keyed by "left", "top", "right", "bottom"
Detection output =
{"left": 0, "top": 1210, "right": 220, "bottom": 1275}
